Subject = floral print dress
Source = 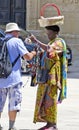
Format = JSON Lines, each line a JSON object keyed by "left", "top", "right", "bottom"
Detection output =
{"left": 33, "top": 37, "right": 67, "bottom": 124}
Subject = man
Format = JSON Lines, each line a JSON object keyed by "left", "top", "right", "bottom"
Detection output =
{"left": 0, "top": 22, "right": 36, "bottom": 130}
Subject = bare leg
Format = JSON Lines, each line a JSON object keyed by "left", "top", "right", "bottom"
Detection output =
{"left": 9, "top": 111, "right": 17, "bottom": 121}
{"left": 8, "top": 110, "right": 17, "bottom": 129}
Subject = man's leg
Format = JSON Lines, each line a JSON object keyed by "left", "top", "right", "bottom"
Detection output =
{"left": 8, "top": 84, "right": 22, "bottom": 129}
{"left": 8, "top": 110, "right": 17, "bottom": 129}
{"left": 0, "top": 88, "right": 7, "bottom": 130}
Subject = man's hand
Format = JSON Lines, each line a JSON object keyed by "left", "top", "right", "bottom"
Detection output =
{"left": 31, "top": 51, "right": 36, "bottom": 56}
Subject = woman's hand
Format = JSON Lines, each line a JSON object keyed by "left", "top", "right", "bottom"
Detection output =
{"left": 47, "top": 45, "right": 55, "bottom": 58}
{"left": 29, "top": 35, "right": 37, "bottom": 43}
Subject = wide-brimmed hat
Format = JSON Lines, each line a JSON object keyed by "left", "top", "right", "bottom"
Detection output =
{"left": 5, "top": 22, "right": 21, "bottom": 33}
{"left": 38, "top": 3, "right": 64, "bottom": 27}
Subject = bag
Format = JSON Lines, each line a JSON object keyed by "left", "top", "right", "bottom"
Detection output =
{"left": 30, "top": 53, "right": 56, "bottom": 85}
{"left": 36, "top": 57, "right": 56, "bottom": 84}
{"left": 36, "top": 67, "right": 49, "bottom": 84}
{"left": 0, "top": 37, "right": 20, "bottom": 78}
{"left": 45, "top": 57, "right": 55, "bottom": 70}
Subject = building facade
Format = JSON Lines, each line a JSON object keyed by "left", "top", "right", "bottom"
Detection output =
{"left": 0, "top": 0, "right": 79, "bottom": 44}
{"left": 27, "top": 0, "right": 79, "bottom": 44}
{"left": 0, "top": 0, "right": 26, "bottom": 29}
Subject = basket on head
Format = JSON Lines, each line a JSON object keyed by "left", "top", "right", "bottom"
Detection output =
{"left": 38, "top": 3, "right": 64, "bottom": 27}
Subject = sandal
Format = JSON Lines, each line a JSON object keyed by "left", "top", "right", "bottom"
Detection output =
{"left": 45, "top": 127, "right": 58, "bottom": 130}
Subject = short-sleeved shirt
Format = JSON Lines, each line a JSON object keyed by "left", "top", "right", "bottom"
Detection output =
{"left": 0, "top": 34, "right": 29, "bottom": 88}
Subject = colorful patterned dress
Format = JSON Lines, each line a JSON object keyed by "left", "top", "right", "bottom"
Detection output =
{"left": 33, "top": 37, "right": 67, "bottom": 124}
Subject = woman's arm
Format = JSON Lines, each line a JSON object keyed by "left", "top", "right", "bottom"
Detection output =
{"left": 30, "top": 35, "right": 48, "bottom": 51}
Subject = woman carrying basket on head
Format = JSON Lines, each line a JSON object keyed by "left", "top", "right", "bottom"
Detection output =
{"left": 30, "top": 3, "right": 67, "bottom": 130}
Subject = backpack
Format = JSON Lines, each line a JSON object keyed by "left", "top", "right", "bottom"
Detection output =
{"left": 0, "top": 37, "right": 20, "bottom": 78}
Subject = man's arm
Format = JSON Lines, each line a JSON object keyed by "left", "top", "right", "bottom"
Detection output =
{"left": 23, "top": 51, "right": 36, "bottom": 60}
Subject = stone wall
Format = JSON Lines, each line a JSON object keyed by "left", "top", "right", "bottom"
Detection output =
{"left": 27, "top": 0, "right": 79, "bottom": 44}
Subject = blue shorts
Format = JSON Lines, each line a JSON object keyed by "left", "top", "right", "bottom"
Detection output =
{"left": 0, "top": 83, "right": 22, "bottom": 112}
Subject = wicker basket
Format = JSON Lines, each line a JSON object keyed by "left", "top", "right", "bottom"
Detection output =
{"left": 38, "top": 3, "right": 64, "bottom": 27}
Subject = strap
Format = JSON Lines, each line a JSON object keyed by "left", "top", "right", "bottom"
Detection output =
{"left": 4, "top": 36, "right": 20, "bottom": 67}
{"left": 4, "top": 36, "right": 14, "bottom": 42}
{"left": 12, "top": 54, "right": 20, "bottom": 67}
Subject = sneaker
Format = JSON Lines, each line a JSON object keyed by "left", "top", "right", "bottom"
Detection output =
{"left": 0, "top": 125, "right": 3, "bottom": 130}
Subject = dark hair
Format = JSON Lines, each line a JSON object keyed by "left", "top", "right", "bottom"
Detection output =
{"left": 45, "top": 25, "right": 60, "bottom": 32}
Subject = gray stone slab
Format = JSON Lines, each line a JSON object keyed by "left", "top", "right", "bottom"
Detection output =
{"left": 1, "top": 76, "right": 79, "bottom": 130}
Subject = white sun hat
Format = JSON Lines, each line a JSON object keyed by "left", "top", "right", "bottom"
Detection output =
{"left": 38, "top": 3, "right": 64, "bottom": 27}
{"left": 5, "top": 22, "right": 21, "bottom": 33}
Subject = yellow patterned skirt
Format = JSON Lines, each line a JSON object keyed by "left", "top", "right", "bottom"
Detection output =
{"left": 33, "top": 83, "right": 58, "bottom": 124}
{"left": 33, "top": 57, "right": 61, "bottom": 124}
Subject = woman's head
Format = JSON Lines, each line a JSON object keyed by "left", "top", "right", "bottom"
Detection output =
{"left": 45, "top": 25, "right": 60, "bottom": 40}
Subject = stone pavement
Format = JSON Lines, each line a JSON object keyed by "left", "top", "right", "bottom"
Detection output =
{"left": 1, "top": 75, "right": 79, "bottom": 130}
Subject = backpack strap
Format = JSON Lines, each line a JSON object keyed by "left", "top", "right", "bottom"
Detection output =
{"left": 12, "top": 54, "right": 20, "bottom": 67}
{"left": 5, "top": 36, "right": 20, "bottom": 67}
{"left": 4, "top": 36, "right": 14, "bottom": 42}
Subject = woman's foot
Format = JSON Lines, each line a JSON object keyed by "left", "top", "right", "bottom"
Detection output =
{"left": 45, "top": 127, "right": 58, "bottom": 130}
{"left": 38, "top": 123, "right": 57, "bottom": 130}
{"left": 44, "top": 123, "right": 58, "bottom": 130}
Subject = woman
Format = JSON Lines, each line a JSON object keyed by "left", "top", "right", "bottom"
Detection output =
{"left": 30, "top": 25, "right": 67, "bottom": 130}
